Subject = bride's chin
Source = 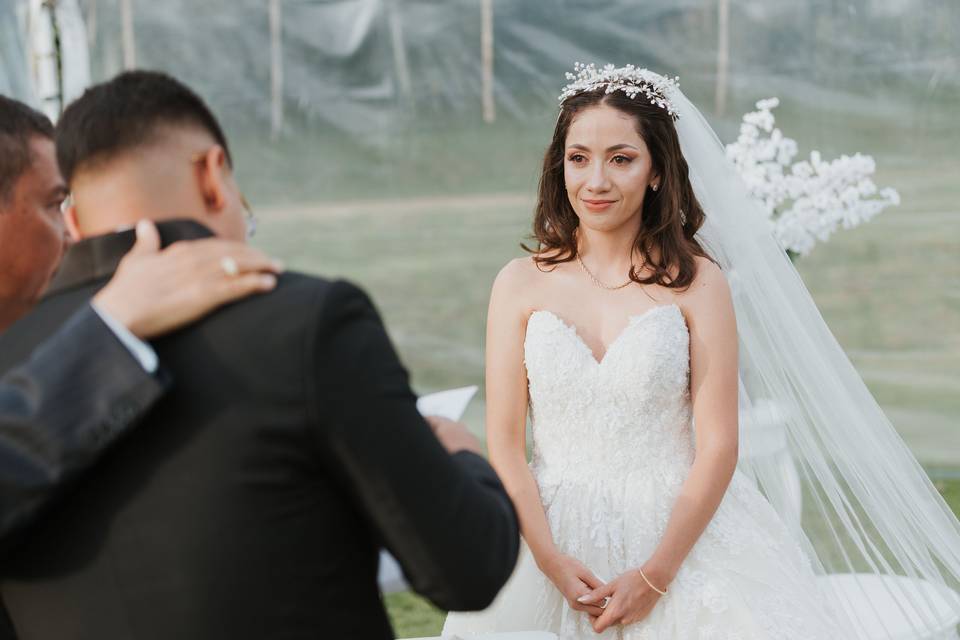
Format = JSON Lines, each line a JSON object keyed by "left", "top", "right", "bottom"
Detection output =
{"left": 577, "top": 214, "right": 630, "bottom": 234}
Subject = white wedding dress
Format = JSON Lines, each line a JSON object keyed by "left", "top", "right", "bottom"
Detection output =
{"left": 443, "top": 303, "right": 847, "bottom": 639}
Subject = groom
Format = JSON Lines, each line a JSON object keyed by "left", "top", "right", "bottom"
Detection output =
{"left": 0, "top": 71, "right": 519, "bottom": 639}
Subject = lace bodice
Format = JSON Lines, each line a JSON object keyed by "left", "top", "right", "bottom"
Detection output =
{"left": 524, "top": 303, "right": 694, "bottom": 487}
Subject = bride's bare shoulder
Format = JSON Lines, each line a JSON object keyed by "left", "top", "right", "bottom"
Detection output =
{"left": 678, "top": 255, "right": 733, "bottom": 315}
{"left": 490, "top": 256, "right": 558, "bottom": 317}
{"left": 494, "top": 255, "right": 555, "bottom": 287}
{"left": 692, "top": 255, "right": 725, "bottom": 284}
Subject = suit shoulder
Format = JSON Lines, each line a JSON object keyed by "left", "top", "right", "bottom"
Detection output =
{"left": 271, "top": 272, "right": 370, "bottom": 299}
{"left": 269, "top": 271, "right": 334, "bottom": 297}
{"left": 264, "top": 272, "right": 378, "bottom": 327}
{"left": 262, "top": 272, "right": 356, "bottom": 309}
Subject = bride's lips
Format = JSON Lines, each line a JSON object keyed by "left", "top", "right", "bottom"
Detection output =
{"left": 582, "top": 198, "right": 617, "bottom": 212}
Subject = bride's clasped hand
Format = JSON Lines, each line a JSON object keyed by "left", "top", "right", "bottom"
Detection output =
{"left": 578, "top": 563, "right": 672, "bottom": 633}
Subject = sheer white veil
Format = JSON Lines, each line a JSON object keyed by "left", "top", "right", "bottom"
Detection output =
{"left": 670, "top": 84, "right": 960, "bottom": 633}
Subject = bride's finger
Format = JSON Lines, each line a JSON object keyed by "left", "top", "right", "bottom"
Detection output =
{"left": 592, "top": 603, "right": 621, "bottom": 634}
{"left": 577, "top": 581, "right": 614, "bottom": 604}
{"left": 579, "top": 568, "right": 605, "bottom": 589}
{"left": 570, "top": 592, "right": 605, "bottom": 617}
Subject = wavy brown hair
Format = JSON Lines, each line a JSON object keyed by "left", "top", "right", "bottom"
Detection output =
{"left": 525, "top": 88, "right": 717, "bottom": 290}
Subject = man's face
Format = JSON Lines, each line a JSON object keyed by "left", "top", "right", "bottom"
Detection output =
{"left": 0, "top": 136, "right": 69, "bottom": 306}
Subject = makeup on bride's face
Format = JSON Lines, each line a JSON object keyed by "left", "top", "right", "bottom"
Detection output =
{"left": 563, "top": 104, "right": 656, "bottom": 232}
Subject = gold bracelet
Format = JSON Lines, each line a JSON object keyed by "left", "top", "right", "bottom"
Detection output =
{"left": 638, "top": 567, "right": 668, "bottom": 595}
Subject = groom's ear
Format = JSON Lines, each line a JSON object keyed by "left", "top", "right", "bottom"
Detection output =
{"left": 194, "top": 145, "right": 231, "bottom": 213}
{"left": 63, "top": 203, "right": 83, "bottom": 241}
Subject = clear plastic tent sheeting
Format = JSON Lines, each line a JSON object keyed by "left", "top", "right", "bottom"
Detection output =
{"left": 6, "top": 0, "right": 955, "bottom": 203}
{"left": 4, "top": 0, "right": 89, "bottom": 120}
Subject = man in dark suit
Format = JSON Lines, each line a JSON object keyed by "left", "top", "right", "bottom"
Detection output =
{"left": 0, "top": 95, "right": 285, "bottom": 638}
{"left": 0, "top": 95, "right": 283, "bottom": 542}
{"left": 0, "top": 71, "right": 519, "bottom": 639}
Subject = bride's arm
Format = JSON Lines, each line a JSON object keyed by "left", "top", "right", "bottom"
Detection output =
{"left": 645, "top": 259, "right": 740, "bottom": 586}
{"left": 485, "top": 259, "right": 606, "bottom": 617}
{"left": 585, "top": 258, "right": 740, "bottom": 632}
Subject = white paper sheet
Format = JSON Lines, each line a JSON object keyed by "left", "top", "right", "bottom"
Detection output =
{"left": 416, "top": 385, "right": 478, "bottom": 421}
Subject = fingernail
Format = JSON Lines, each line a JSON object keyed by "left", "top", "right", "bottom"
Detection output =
{"left": 260, "top": 274, "right": 277, "bottom": 289}
{"left": 136, "top": 219, "right": 151, "bottom": 235}
{"left": 271, "top": 259, "right": 285, "bottom": 272}
{"left": 576, "top": 595, "right": 589, "bottom": 603}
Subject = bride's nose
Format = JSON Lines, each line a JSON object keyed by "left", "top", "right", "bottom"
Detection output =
{"left": 585, "top": 160, "right": 612, "bottom": 193}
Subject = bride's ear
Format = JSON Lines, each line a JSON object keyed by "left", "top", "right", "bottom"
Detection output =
{"left": 194, "top": 146, "right": 230, "bottom": 213}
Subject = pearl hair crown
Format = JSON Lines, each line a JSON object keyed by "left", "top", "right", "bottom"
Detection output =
{"left": 559, "top": 63, "right": 681, "bottom": 121}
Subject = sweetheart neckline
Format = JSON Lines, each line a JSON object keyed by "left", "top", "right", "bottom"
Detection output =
{"left": 528, "top": 303, "right": 684, "bottom": 367}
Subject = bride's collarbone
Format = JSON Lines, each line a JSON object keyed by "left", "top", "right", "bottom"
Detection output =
{"left": 530, "top": 288, "right": 678, "bottom": 330}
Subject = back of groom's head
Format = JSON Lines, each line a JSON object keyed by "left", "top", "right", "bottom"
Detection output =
{"left": 58, "top": 71, "right": 248, "bottom": 241}
{"left": 57, "top": 70, "right": 232, "bottom": 185}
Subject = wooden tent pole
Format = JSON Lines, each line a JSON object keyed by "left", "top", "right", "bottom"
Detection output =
{"left": 481, "top": 0, "right": 495, "bottom": 123}
{"left": 388, "top": 0, "right": 411, "bottom": 100}
{"left": 714, "top": 0, "right": 729, "bottom": 117}
{"left": 121, "top": 0, "right": 135, "bottom": 69}
{"left": 269, "top": 0, "right": 284, "bottom": 138}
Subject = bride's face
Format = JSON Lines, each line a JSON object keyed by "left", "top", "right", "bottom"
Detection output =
{"left": 563, "top": 103, "right": 658, "bottom": 233}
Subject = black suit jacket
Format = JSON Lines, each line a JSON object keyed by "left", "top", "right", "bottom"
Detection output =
{"left": 0, "top": 307, "right": 167, "bottom": 639}
{"left": 0, "top": 306, "right": 165, "bottom": 548}
{"left": 0, "top": 220, "right": 519, "bottom": 640}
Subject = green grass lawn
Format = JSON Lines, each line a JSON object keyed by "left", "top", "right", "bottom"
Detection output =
{"left": 939, "top": 478, "right": 960, "bottom": 515}
{"left": 387, "top": 479, "right": 960, "bottom": 638}
{"left": 385, "top": 590, "right": 447, "bottom": 639}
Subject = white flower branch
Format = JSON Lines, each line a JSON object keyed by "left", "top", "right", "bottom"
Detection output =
{"left": 725, "top": 98, "right": 901, "bottom": 257}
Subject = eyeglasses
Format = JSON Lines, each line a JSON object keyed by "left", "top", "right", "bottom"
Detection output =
{"left": 239, "top": 192, "right": 257, "bottom": 239}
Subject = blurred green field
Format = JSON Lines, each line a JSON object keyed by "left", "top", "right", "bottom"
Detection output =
{"left": 252, "top": 156, "right": 960, "bottom": 465}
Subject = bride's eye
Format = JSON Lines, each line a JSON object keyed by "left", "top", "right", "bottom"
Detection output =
{"left": 611, "top": 155, "right": 632, "bottom": 165}
{"left": 567, "top": 153, "right": 587, "bottom": 164}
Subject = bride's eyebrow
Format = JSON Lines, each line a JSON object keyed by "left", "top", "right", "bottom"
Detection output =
{"left": 565, "top": 143, "right": 640, "bottom": 152}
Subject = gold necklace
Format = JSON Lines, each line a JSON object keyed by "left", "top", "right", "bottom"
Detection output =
{"left": 577, "top": 254, "right": 636, "bottom": 290}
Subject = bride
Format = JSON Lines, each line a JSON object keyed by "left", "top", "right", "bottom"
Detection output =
{"left": 442, "top": 65, "right": 960, "bottom": 639}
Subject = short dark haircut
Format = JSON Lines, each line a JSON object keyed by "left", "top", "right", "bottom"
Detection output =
{"left": 0, "top": 96, "right": 55, "bottom": 202}
{"left": 56, "top": 70, "right": 232, "bottom": 185}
